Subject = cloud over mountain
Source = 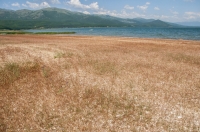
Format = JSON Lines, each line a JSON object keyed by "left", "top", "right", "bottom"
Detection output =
{"left": 154, "top": 7, "right": 160, "bottom": 10}
{"left": 11, "top": 2, "right": 20, "bottom": 7}
{"left": 67, "top": 0, "right": 99, "bottom": 10}
{"left": 1, "top": 0, "right": 200, "bottom": 23}
{"left": 137, "top": 2, "right": 150, "bottom": 12}
{"left": 22, "top": 1, "right": 50, "bottom": 9}
{"left": 124, "top": 5, "right": 134, "bottom": 10}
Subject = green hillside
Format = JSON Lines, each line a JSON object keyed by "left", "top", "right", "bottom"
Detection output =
{"left": 0, "top": 7, "right": 182, "bottom": 30}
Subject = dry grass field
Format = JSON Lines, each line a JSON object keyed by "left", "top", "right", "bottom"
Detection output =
{"left": 0, "top": 35, "right": 200, "bottom": 132}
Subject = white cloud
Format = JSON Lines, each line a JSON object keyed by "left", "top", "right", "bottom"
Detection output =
{"left": 94, "top": 10, "right": 115, "bottom": 16}
{"left": 94, "top": 9, "right": 145, "bottom": 19}
{"left": 172, "top": 11, "right": 179, "bottom": 15}
{"left": 67, "top": 0, "right": 99, "bottom": 10}
{"left": 22, "top": 4, "right": 27, "bottom": 7}
{"left": 40, "top": 2, "right": 50, "bottom": 8}
{"left": 12, "top": 2, "right": 20, "bottom": 7}
{"left": 130, "top": 12, "right": 146, "bottom": 18}
{"left": 23, "top": 1, "right": 50, "bottom": 9}
{"left": 48, "top": 0, "right": 60, "bottom": 4}
{"left": 150, "top": 14, "right": 181, "bottom": 22}
{"left": 137, "top": 2, "right": 150, "bottom": 12}
{"left": 66, "top": 0, "right": 145, "bottom": 19}
{"left": 184, "top": 0, "right": 195, "bottom": 2}
{"left": 160, "top": 15, "right": 170, "bottom": 19}
{"left": 184, "top": 12, "right": 200, "bottom": 19}
{"left": 185, "top": 12, "right": 200, "bottom": 16}
{"left": 170, "top": 10, "right": 179, "bottom": 15}
{"left": 124, "top": 5, "right": 134, "bottom": 10}
{"left": 154, "top": 7, "right": 160, "bottom": 10}
{"left": 89, "top": 2, "right": 99, "bottom": 10}
{"left": 146, "top": 2, "right": 150, "bottom": 5}
{"left": 137, "top": 5, "right": 148, "bottom": 11}
{"left": 83, "top": 11, "right": 90, "bottom": 14}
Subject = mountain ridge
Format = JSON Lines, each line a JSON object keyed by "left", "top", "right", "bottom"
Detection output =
{"left": 0, "top": 7, "right": 184, "bottom": 30}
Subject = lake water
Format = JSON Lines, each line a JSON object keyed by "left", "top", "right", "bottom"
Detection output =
{"left": 25, "top": 27, "right": 200, "bottom": 40}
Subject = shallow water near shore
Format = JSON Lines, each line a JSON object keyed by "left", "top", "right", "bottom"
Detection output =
{"left": 26, "top": 27, "right": 200, "bottom": 40}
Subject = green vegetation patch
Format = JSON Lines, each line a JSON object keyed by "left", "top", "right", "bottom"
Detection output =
{"left": 88, "top": 60, "right": 118, "bottom": 75}
{"left": 35, "top": 32, "right": 76, "bottom": 34}
{"left": 0, "top": 30, "right": 76, "bottom": 35}
{"left": 167, "top": 53, "right": 200, "bottom": 65}
{"left": 0, "top": 31, "right": 30, "bottom": 34}
{"left": 0, "top": 61, "right": 40, "bottom": 87}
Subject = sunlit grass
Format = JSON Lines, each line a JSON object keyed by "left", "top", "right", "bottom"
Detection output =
{"left": 0, "top": 35, "right": 199, "bottom": 131}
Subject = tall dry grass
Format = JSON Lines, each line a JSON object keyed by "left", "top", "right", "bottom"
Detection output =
{"left": 0, "top": 35, "right": 200, "bottom": 131}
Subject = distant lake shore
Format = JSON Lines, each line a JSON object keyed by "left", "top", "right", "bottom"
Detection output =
{"left": 0, "top": 30, "right": 76, "bottom": 35}
{"left": 25, "top": 27, "right": 200, "bottom": 40}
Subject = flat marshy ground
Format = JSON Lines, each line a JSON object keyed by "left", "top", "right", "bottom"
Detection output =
{"left": 0, "top": 35, "right": 200, "bottom": 131}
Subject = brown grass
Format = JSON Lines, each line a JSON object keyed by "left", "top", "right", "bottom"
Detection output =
{"left": 0, "top": 35, "right": 200, "bottom": 131}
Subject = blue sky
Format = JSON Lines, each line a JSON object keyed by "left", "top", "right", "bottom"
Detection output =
{"left": 1, "top": 0, "right": 200, "bottom": 22}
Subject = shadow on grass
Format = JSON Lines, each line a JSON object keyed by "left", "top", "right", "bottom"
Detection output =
{"left": 0, "top": 61, "right": 40, "bottom": 88}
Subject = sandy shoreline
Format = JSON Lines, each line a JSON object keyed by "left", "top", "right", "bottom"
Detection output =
{"left": 1, "top": 34, "right": 200, "bottom": 43}
{"left": 52, "top": 34, "right": 200, "bottom": 41}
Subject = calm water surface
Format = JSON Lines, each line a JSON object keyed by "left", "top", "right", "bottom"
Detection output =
{"left": 26, "top": 27, "right": 200, "bottom": 40}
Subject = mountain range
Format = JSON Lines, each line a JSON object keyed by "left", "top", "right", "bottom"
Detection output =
{"left": 0, "top": 7, "right": 184, "bottom": 30}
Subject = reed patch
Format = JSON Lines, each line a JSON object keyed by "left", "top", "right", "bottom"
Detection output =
{"left": 167, "top": 53, "right": 200, "bottom": 65}
{"left": 0, "top": 61, "right": 40, "bottom": 87}
{"left": 88, "top": 60, "right": 118, "bottom": 76}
